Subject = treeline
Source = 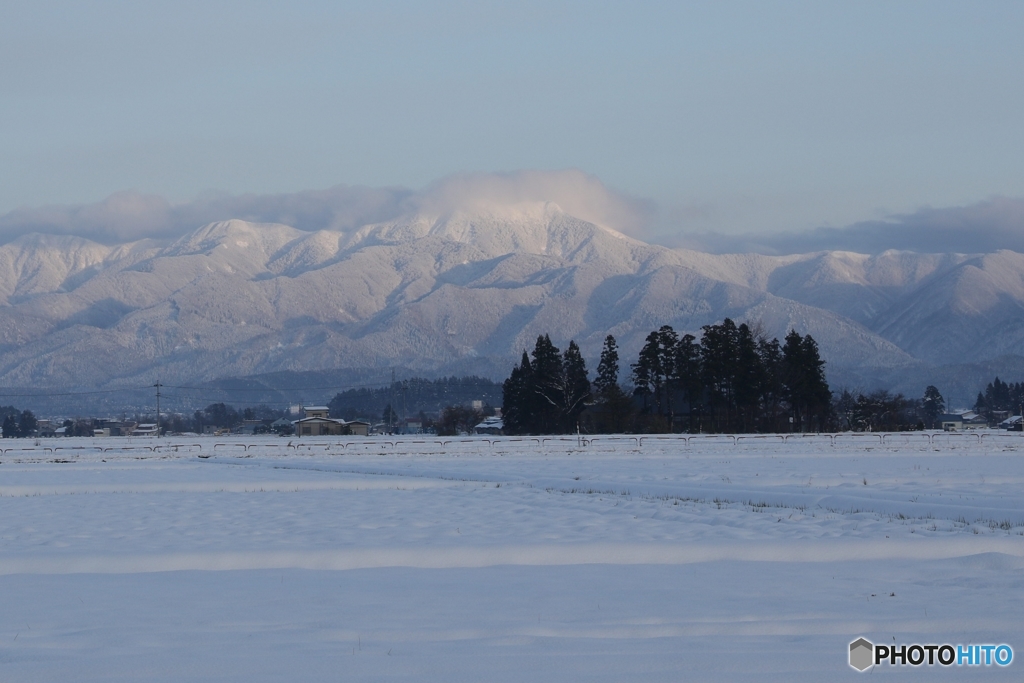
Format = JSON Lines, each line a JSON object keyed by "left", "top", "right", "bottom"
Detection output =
{"left": 833, "top": 378, "right": 1024, "bottom": 431}
{"left": 629, "top": 320, "right": 830, "bottom": 433}
{"left": 63, "top": 404, "right": 291, "bottom": 436}
{"left": 974, "top": 377, "right": 1024, "bottom": 422}
{"left": 832, "top": 387, "right": 943, "bottom": 432}
{"left": 1, "top": 406, "right": 37, "bottom": 438}
{"left": 186, "top": 403, "right": 288, "bottom": 433}
{"left": 501, "top": 319, "right": 831, "bottom": 435}
{"left": 501, "top": 338, "right": 591, "bottom": 434}
{"left": 327, "top": 376, "right": 501, "bottom": 421}
{"left": 65, "top": 403, "right": 288, "bottom": 437}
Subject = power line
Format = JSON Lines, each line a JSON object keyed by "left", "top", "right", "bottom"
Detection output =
{"left": 0, "top": 388, "right": 133, "bottom": 398}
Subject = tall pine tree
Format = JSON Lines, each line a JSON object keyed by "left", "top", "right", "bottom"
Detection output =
{"left": 560, "top": 341, "right": 591, "bottom": 432}
{"left": 501, "top": 351, "right": 534, "bottom": 434}
{"left": 594, "top": 335, "right": 620, "bottom": 394}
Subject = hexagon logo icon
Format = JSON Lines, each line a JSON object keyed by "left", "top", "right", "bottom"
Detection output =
{"left": 849, "top": 638, "right": 874, "bottom": 671}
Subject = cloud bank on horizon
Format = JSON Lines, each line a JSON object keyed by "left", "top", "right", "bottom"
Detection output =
{"left": 0, "top": 170, "right": 1020, "bottom": 256}
{"left": 0, "top": 170, "right": 654, "bottom": 245}
{"left": 659, "top": 196, "right": 1024, "bottom": 256}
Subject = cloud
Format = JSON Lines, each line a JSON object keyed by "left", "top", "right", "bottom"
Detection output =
{"left": 0, "top": 170, "right": 654, "bottom": 245}
{"left": 0, "top": 186, "right": 413, "bottom": 245}
{"left": 6, "top": 174, "right": 1016, "bottom": 256}
{"left": 0, "top": 191, "right": 177, "bottom": 244}
{"left": 655, "top": 196, "right": 1024, "bottom": 255}
{"left": 412, "top": 170, "right": 657, "bottom": 237}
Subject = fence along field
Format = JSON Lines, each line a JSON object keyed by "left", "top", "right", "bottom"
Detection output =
{"left": 1, "top": 430, "right": 1021, "bottom": 458}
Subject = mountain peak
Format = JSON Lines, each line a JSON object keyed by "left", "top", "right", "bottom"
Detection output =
{"left": 0, "top": 205, "right": 1021, "bottom": 396}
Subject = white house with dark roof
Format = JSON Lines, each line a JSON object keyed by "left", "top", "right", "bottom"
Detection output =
{"left": 293, "top": 407, "right": 370, "bottom": 436}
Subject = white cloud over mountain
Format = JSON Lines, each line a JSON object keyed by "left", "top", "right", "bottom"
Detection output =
{"left": 3, "top": 172, "right": 1020, "bottom": 257}
{"left": 659, "top": 197, "right": 1024, "bottom": 255}
{"left": 0, "top": 170, "right": 653, "bottom": 246}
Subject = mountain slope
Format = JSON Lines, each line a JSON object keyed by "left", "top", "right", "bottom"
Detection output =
{"left": 0, "top": 206, "right": 1019, "bottom": 392}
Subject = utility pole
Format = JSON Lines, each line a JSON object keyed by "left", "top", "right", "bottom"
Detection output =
{"left": 154, "top": 382, "right": 162, "bottom": 437}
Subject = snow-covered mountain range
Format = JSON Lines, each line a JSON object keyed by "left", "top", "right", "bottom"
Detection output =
{"left": 1, "top": 200, "right": 1023, "bottom": 401}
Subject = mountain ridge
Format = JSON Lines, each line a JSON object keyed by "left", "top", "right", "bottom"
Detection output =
{"left": 0, "top": 205, "right": 1021, "bottom": 401}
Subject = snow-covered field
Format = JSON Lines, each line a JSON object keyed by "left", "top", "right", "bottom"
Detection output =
{"left": 1, "top": 432, "right": 1022, "bottom": 681}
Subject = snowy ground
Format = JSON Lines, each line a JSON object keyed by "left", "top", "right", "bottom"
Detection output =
{"left": 1, "top": 432, "right": 1022, "bottom": 681}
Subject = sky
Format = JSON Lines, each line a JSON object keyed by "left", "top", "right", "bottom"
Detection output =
{"left": 2, "top": 0, "right": 1023, "bottom": 245}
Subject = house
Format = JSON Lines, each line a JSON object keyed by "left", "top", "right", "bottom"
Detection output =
{"left": 937, "top": 414, "right": 963, "bottom": 431}
{"left": 35, "top": 420, "right": 56, "bottom": 437}
{"left": 133, "top": 423, "right": 159, "bottom": 436}
{"left": 939, "top": 411, "right": 990, "bottom": 431}
{"left": 959, "top": 411, "right": 989, "bottom": 429}
{"left": 999, "top": 415, "right": 1022, "bottom": 432}
{"left": 473, "top": 416, "right": 504, "bottom": 435}
{"left": 270, "top": 417, "right": 294, "bottom": 434}
{"left": 346, "top": 420, "right": 370, "bottom": 436}
{"left": 293, "top": 415, "right": 345, "bottom": 436}
{"left": 93, "top": 418, "right": 125, "bottom": 437}
{"left": 238, "top": 419, "right": 264, "bottom": 435}
{"left": 304, "top": 406, "right": 331, "bottom": 419}
{"left": 292, "top": 413, "right": 370, "bottom": 436}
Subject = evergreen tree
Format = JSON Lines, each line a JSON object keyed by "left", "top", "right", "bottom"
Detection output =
{"left": 530, "top": 334, "right": 564, "bottom": 434}
{"left": 631, "top": 325, "right": 678, "bottom": 429}
{"left": 594, "top": 335, "right": 620, "bottom": 394}
{"left": 588, "top": 335, "right": 634, "bottom": 433}
{"left": 630, "top": 333, "right": 654, "bottom": 412}
{"left": 799, "top": 334, "right": 831, "bottom": 430}
{"left": 672, "top": 333, "right": 703, "bottom": 432}
{"left": 734, "top": 323, "right": 762, "bottom": 431}
{"left": 502, "top": 320, "right": 839, "bottom": 435}
{"left": 757, "top": 337, "right": 784, "bottom": 432}
{"left": 17, "top": 410, "right": 37, "bottom": 438}
{"left": 1, "top": 414, "right": 16, "bottom": 438}
{"left": 973, "top": 376, "right": 1024, "bottom": 424}
{"left": 986, "top": 377, "right": 1011, "bottom": 411}
{"left": 501, "top": 351, "right": 534, "bottom": 434}
{"left": 700, "top": 319, "right": 741, "bottom": 431}
{"left": 781, "top": 330, "right": 830, "bottom": 431}
{"left": 501, "top": 336, "right": 591, "bottom": 434}
{"left": 921, "top": 386, "right": 945, "bottom": 428}
{"left": 560, "top": 341, "right": 591, "bottom": 432}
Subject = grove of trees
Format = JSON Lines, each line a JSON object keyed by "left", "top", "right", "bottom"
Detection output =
{"left": 974, "top": 377, "right": 1024, "bottom": 423}
{"left": 502, "top": 319, "right": 832, "bottom": 435}
{"left": 1, "top": 407, "right": 37, "bottom": 438}
{"left": 327, "top": 377, "right": 501, "bottom": 421}
{"left": 501, "top": 336, "right": 591, "bottom": 434}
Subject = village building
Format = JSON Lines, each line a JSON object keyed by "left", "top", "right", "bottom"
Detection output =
{"left": 473, "top": 416, "right": 504, "bottom": 435}
{"left": 293, "top": 407, "right": 370, "bottom": 436}
{"left": 938, "top": 411, "right": 989, "bottom": 431}
{"left": 133, "top": 423, "right": 159, "bottom": 436}
{"left": 998, "top": 415, "right": 1023, "bottom": 431}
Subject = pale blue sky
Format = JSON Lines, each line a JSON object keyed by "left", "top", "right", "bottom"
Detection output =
{"left": 2, "top": 0, "right": 1022, "bottom": 238}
